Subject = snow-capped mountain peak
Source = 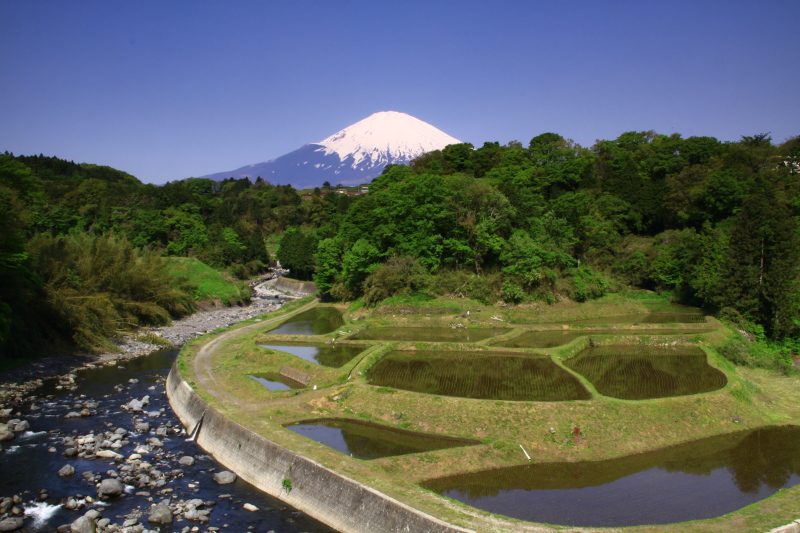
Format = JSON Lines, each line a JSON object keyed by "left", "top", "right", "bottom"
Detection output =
{"left": 197, "top": 111, "right": 460, "bottom": 189}
{"left": 316, "top": 111, "right": 461, "bottom": 168}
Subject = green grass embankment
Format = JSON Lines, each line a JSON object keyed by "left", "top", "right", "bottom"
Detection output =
{"left": 167, "top": 257, "right": 251, "bottom": 305}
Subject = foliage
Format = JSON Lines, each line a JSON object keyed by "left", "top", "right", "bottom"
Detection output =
{"left": 30, "top": 233, "right": 195, "bottom": 351}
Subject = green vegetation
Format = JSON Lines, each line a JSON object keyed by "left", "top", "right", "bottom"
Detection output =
{"left": 167, "top": 257, "right": 250, "bottom": 305}
{"left": 3, "top": 131, "right": 800, "bottom": 369}
{"left": 179, "top": 293, "right": 800, "bottom": 533}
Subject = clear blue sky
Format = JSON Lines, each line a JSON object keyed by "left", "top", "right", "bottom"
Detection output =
{"left": 2, "top": 0, "right": 798, "bottom": 184}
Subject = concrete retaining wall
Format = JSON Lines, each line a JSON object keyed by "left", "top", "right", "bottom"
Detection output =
{"left": 274, "top": 277, "right": 317, "bottom": 296}
{"left": 167, "top": 364, "right": 474, "bottom": 533}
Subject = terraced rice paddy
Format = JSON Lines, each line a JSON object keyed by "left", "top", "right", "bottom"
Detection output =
{"left": 267, "top": 307, "right": 344, "bottom": 335}
{"left": 257, "top": 343, "right": 365, "bottom": 368}
{"left": 366, "top": 350, "right": 591, "bottom": 401}
{"left": 285, "top": 418, "right": 479, "bottom": 460}
{"left": 564, "top": 345, "right": 727, "bottom": 399}
{"left": 560, "top": 313, "right": 707, "bottom": 324}
{"left": 349, "top": 327, "right": 510, "bottom": 343}
{"left": 248, "top": 372, "right": 306, "bottom": 390}
{"left": 420, "top": 425, "right": 800, "bottom": 527}
{"left": 495, "top": 328, "right": 710, "bottom": 348}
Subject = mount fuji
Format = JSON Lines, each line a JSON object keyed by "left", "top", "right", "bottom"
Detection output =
{"left": 196, "top": 111, "right": 461, "bottom": 189}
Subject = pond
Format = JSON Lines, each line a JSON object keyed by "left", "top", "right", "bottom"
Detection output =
{"left": 495, "top": 328, "right": 711, "bottom": 348}
{"left": 564, "top": 345, "right": 727, "bottom": 400}
{"left": 284, "top": 418, "right": 479, "bottom": 460}
{"left": 257, "top": 343, "right": 366, "bottom": 368}
{"left": 266, "top": 307, "right": 344, "bottom": 335}
{"left": 421, "top": 425, "right": 800, "bottom": 527}
{"left": 367, "top": 351, "right": 591, "bottom": 401}
{"left": 349, "top": 327, "right": 511, "bottom": 343}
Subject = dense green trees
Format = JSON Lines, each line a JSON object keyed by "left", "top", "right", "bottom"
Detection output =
{"left": 3, "top": 128, "right": 799, "bottom": 360}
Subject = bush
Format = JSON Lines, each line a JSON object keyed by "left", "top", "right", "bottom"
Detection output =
{"left": 30, "top": 233, "right": 195, "bottom": 351}
{"left": 565, "top": 266, "right": 610, "bottom": 302}
{"left": 362, "top": 255, "right": 427, "bottom": 306}
{"left": 717, "top": 338, "right": 795, "bottom": 375}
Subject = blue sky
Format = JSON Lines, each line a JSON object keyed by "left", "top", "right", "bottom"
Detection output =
{"left": 2, "top": 0, "right": 798, "bottom": 184}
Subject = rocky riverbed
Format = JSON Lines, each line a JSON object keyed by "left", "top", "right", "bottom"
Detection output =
{"left": 0, "top": 278, "right": 332, "bottom": 533}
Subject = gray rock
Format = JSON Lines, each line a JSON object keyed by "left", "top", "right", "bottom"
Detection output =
{"left": 58, "top": 464, "right": 75, "bottom": 477}
{"left": 178, "top": 456, "right": 195, "bottom": 466}
{"left": 134, "top": 422, "right": 150, "bottom": 432}
{"left": 96, "top": 519, "right": 110, "bottom": 529}
{"left": 212, "top": 471, "right": 236, "bottom": 485}
{"left": 12, "top": 420, "right": 29, "bottom": 432}
{"left": 0, "top": 424, "right": 14, "bottom": 442}
{"left": 0, "top": 517, "right": 24, "bottom": 532}
{"left": 97, "top": 478, "right": 124, "bottom": 498}
{"left": 147, "top": 503, "right": 173, "bottom": 525}
{"left": 127, "top": 399, "right": 143, "bottom": 412}
{"left": 69, "top": 516, "right": 95, "bottom": 533}
{"left": 83, "top": 510, "right": 100, "bottom": 520}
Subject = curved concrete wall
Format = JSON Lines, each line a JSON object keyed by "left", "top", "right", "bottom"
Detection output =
{"left": 166, "top": 364, "right": 474, "bottom": 533}
{"left": 274, "top": 277, "right": 317, "bottom": 295}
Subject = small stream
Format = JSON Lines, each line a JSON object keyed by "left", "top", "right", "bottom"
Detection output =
{"left": 0, "top": 347, "right": 336, "bottom": 533}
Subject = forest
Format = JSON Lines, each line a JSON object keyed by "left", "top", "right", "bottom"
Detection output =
{"left": 1, "top": 130, "right": 799, "bottom": 364}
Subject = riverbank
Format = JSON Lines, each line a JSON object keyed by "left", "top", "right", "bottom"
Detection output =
{"left": 0, "top": 277, "right": 294, "bottom": 409}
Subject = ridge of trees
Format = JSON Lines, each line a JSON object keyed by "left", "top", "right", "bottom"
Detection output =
{"left": 2, "top": 130, "right": 799, "bottom": 360}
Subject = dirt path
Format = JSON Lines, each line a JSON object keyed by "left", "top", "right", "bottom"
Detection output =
{"left": 192, "top": 299, "right": 319, "bottom": 406}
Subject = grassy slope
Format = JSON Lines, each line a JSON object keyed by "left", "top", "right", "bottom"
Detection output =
{"left": 178, "top": 295, "right": 800, "bottom": 533}
{"left": 167, "top": 257, "right": 250, "bottom": 305}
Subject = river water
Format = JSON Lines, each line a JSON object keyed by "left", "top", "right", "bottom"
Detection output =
{"left": 0, "top": 347, "right": 336, "bottom": 533}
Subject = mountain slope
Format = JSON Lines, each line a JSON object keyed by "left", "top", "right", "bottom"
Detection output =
{"left": 197, "top": 111, "right": 461, "bottom": 189}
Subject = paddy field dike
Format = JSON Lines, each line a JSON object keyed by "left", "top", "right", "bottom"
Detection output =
{"left": 170, "top": 293, "right": 800, "bottom": 533}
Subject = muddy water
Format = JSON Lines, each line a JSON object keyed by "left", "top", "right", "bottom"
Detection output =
{"left": 421, "top": 425, "right": 800, "bottom": 527}
{"left": 0, "top": 348, "right": 334, "bottom": 532}
{"left": 285, "top": 419, "right": 479, "bottom": 460}
{"left": 367, "top": 351, "right": 591, "bottom": 401}
{"left": 266, "top": 307, "right": 344, "bottom": 335}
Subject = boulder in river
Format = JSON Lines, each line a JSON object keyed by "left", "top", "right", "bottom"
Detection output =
{"left": 97, "top": 478, "right": 124, "bottom": 498}
{"left": 69, "top": 515, "right": 95, "bottom": 533}
{"left": 178, "top": 455, "right": 195, "bottom": 466}
{"left": 58, "top": 464, "right": 75, "bottom": 477}
{"left": 147, "top": 502, "right": 173, "bottom": 525}
{"left": 213, "top": 471, "right": 237, "bottom": 484}
{"left": 0, "top": 424, "right": 13, "bottom": 442}
{"left": 0, "top": 517, "right": 24, "bottom": 532}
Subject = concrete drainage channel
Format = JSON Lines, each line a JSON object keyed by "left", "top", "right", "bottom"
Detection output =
{"left": 166, "top": 363, "right": 475, "bottom": 533}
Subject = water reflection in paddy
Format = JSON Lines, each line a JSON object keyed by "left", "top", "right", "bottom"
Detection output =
{"left": 421, "top": 425, "right": 800, "bottom": 527}
{"left": 367, "top": 351, "right": 590, "bottom": 401}
{"left": 565, "top": 345, "right": 727, "bottom": 399}
{"left": 257, "top": 343, "right": 365, "bottom": 368}
{"left": 349, "top": 327, "right": 510, "bottom": 342}
{"left": 496, "top": 328, "right": 710, "bottom": 348}
{"left": 248, "top": 372, "right": 305, "bottom": 391}
{"left": 285, "top": 418, "right": 479, "bottom": 460}
{"left": 267, "top": 307, "right": 343, "bottom": 335}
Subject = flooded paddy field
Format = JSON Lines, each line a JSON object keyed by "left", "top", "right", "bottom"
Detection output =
{"left": 285, "top": 418, "right": 479, "bottom": 460}
{"left": 266, "top": 307, "right": 344, "bottom": 335}
{"left": 420, "top": 425, "right": 800, "bottom": 527}
{"left": 564, "top": 345, "right": 727, "bottom": 399}
{"left": 495, "top": 327, "right": 710, "bottom": 348}
{"left": 348, "top": 327, "right": 510, "bottom": 343}
{"left": 366, "top": 350, "right": 591, "bottom": 401}
{"left": 256, "top": 343, "right": 366, "bottom": 368}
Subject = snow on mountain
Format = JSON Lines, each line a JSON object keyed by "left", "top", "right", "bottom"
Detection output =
{"left": 196, "top": 111, "right": 461, "bottom": 190}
